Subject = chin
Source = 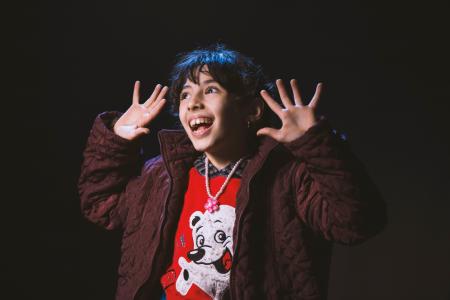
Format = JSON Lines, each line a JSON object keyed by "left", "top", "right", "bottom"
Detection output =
{"left": 185, "top": 125, "right": 219, "bottom": 153}
{"left": 190, "top": 138, "right": 214, "bottom": 153}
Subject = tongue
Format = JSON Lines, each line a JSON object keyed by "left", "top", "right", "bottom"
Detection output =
{"left": 195, "top": 125, "right": 210, "bottom": 134}
{"left": 221, "top": 250, "right": 232, "bottom": 271}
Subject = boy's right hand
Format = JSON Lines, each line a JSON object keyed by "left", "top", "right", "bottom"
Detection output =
{"left": 113, "top": 81, "right": 168, "bottom": 141}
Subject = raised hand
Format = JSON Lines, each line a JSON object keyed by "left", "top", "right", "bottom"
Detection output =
{"left": 113, "top": 81, "right": 167, "bottom": 141}
{"left": 257, "top": 79, "right": 323, "bottom": 143}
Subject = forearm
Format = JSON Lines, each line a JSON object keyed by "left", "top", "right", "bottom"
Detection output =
{"left": 285, "top": 118, "right": 387, "bottom": 245}
{"left": 78, "top": 111, "right": 142, "bottom": 230}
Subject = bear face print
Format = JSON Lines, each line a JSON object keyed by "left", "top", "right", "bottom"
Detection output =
{"left": 176, "top": 205, "right": 235, "bottom": 299}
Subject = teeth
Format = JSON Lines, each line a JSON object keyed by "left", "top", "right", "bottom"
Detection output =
{"left": 189, "top": 118, "right": 213, "bottom": 128}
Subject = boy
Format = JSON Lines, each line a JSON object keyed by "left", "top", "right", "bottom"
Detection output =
{"left": 78, "top": 44, "right": 386, "bottom": 299}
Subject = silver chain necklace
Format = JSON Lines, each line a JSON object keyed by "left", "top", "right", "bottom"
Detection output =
{"left": 204, "top": 156, "right": 244, "bottom": 213}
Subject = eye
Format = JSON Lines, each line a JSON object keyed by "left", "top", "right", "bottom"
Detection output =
{"left": 196, "top": 235, "right": 205, "bottom": 247}
{"left": 180, "top": 92, "right": 189, "bottom": 100}
{"left": 205, "top": 86, "right": 218, "bottom": 94}
{"left": 214, "top": 230, "right": 227, "bottom": 243}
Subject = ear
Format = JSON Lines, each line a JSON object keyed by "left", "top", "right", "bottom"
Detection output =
{"left": 190, "top": 211, "right": 203, "bottom": 229}
{"left": 247, "top": 98, "right": 264, "bottom": 122}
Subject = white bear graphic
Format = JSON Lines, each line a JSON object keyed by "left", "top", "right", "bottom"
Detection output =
{"left": 176, "top": 205, "right": 235, "bottom": 299}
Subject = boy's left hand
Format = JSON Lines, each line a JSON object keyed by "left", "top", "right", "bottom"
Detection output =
{"left": 257, "top": 79, "right": 323, "bottom": 143}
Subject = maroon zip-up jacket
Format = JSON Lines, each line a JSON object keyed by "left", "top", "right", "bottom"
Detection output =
{"left": 78, "top": 112, "right": 386, "bottom": 300}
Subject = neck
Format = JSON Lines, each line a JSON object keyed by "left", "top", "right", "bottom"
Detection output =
{"left": 205, "top": 136, "right": 257, "bottom": 170}
{"left": 205, "top": 150, "right": 245, "bottom": 170}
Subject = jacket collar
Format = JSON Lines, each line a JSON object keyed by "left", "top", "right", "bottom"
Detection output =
{"left": 157, "top": 129, "right": 279, "bottom": 179}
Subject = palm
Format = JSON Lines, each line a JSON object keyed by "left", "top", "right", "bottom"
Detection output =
{"left": 114, "top": 81, "right": 167, "bottom": 141}
{"left": 257, "top": 79, "right": 323, "bottom": 143}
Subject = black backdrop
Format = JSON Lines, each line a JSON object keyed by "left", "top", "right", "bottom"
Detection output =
{"left": 7, "top": 0, "right": 449, "bottom": 299}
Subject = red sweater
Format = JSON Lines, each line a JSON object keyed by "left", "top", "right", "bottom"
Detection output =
{"left": 161, "top": 155, "right": 247, "bottom": 299}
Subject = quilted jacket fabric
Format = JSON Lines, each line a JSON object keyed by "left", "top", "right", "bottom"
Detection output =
{"left": 78, "top": 111, "right": 386, "bottom": 300}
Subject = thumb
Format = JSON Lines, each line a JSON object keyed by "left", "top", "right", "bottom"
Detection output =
{"left": 256, "top": 127, "right": 279, "bottom": 139}
{"left": 134, "top": 127, "right": 150, "bottom": 138}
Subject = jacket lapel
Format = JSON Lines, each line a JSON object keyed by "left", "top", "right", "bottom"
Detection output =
{"left": 157, "top": 128, "right": 279, "bottom": 257}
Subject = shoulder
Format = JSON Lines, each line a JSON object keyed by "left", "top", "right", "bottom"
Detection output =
{"left": 142, "top": 154, "right": 166, "bottom": 175}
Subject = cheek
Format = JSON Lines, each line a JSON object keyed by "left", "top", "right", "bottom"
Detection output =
{"left": 178, "top": 102, "right": 185, "bottom": 115}
{"left": 222, "top": 109, "right": 246, "bottom": 129}
{"left": 180, "top": 120, "right": 190, "bottom": 132}
{"left": 178, "top": 103, "right": 188, "bottom": 128}
{"left": 221, "top": 103, "right": 241, "bottom": 120}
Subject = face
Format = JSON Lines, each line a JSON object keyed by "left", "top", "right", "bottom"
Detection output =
{"left": 178, "top": 66, "right": 248, "bottom": 156}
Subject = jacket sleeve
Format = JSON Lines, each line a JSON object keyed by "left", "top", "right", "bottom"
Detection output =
{"left": 283, "top": 117, "right": 387, "bottom": 245}
{"left": 78, "top": 111, "right": 143, "bottom": 231}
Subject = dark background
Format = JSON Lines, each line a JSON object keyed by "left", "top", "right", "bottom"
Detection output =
{"left": 7, "top": 0, "right": 449, "bottom": 299}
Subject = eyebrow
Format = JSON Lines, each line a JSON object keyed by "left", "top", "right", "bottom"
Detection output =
{"left": 182, "top": 79, "right": 218, "bottom": 90}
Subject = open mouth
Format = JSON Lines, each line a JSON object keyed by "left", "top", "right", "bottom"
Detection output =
{"left": 189, "top": 117, "right": 214, "bottom": 136}
{"left": 212, "top": 248, "right": 232, "bottom": 274}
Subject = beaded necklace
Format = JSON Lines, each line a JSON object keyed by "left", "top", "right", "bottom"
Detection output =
{"left": 204, "top": 156, "right": 244, "bottom": 213}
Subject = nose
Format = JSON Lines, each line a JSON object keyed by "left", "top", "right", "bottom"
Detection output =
{"left": 187, "top": 91, "right": 204, "bottom": 111}
{"left": 187, "top": 248, "right": 205, "bottom": 262}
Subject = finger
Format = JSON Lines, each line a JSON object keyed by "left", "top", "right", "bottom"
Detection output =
{"left": 147, "top": 92, "right": 166, "bottom": 117}
{"left": 260, "top": 90, "right": 283, "bottom": 115}
{"left": 290, "top": 79, "right": 303, "bottom": 106}
{"left": 152, "top": 98, "right": 167, "bottom": 116}
{"left": 134, "top": 127, "right": 150, "bottom": 138}
{"left": 308, "top": 82, "right": 323, "bottom": 109}
{"left": 133, "top": 81, "right": 140, "bottom": 105}
{"left": 141, "top": 98, "right": 167, "bottom": 126}
{"left": 143, "top": 84, "right": 163, "bottom": 107}
{"left": 152, "top": 86, "right": 168, "bottom": 107}
{"left": 256, "top": 127, "right": 280, "bottom": 139}
{"left": 276, "top": 79, "right": 294, "bottom": 108}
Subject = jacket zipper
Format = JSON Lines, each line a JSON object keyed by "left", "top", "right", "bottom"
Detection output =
{"left": 230, "top": 147, "right": 275, "bottom": 300}
{"left": 133, "top": 147, "right": 173, "bottom": 299}
{"left": 230, "top": 176, "right": 253, "bottom": 299}
{"left": 134, "top": 177, "right": 172, "bottom": 299}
